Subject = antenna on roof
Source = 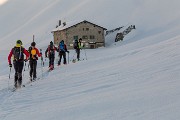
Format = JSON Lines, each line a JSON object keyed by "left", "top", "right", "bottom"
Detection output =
{"left": 63, "top": 22, "right": 66, "bottom": 27}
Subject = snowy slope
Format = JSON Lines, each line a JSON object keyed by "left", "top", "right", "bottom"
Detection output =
{"left": 1, "top": 34, "right": 180, "bottom": 120}
{"left": 1, "top": 0, "right": 180, "bottom": 120}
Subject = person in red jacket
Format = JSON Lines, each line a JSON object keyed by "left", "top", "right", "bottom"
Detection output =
{"left": 45, "top": 41, "right": 58, "bottom": 70}
{"left": 28, "top": 42, "right": 42, "bottom": 81}
{"left": 8, "top": 40, "right": 29, "bottom": 88}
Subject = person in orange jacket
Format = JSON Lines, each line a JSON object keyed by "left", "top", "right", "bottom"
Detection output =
{"left": 28, "top": 42, "right": 42, "bottom": 81}
{"left": 8, "top": 40, "right": 29, "bottom": 88}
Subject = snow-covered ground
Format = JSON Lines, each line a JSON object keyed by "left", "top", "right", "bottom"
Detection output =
{"left": 1, "top": 35, "right": 180, "bottom": 120}
{"left": 1, "top": 0, "right": 180, "bottom": 120}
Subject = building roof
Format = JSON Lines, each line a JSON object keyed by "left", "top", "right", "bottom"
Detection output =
{"left": 52, "top": 20, "right": 107, "bottom": 32}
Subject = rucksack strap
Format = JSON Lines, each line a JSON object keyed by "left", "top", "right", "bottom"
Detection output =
{"left": 13, "top": 47, "right": 24, "bottom": 61}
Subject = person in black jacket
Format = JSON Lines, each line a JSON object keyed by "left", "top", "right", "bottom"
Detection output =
{"left": 28, "top": 42, "right": 42, "bottom": 81}
{"left": 74, "top": 38, "right": 82, "bottom": 61}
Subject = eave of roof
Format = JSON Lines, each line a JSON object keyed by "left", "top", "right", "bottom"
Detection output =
{"left": 52, "top": 20, "right": 107, "bottom": 32}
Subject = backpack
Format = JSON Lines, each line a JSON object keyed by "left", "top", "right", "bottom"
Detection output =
{"left": 48, "top": 45, "right": 55, "bottom": 55}
{"left": 59, "top": 42, "right": 65, "bottom": 52}
{"left": 13, "top": 47, "right": 24, "bottom": 60}
{"left": 29, "top": 47, "right": 37, "bottom": 60}
{"left": 73, "top": 40, "right": 78, "bottom": 49}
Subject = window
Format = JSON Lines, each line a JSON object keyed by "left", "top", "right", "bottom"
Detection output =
{"left": 90, "top": 35, "right": 95, "bottom": 39}
{"left": 86, "top": 28, "right": 89, "bottom": 31}
{"left": 98, "top": 31, "right": 101, "bottom": 34}
{"left": 82, "top": 35, "right": 88, "bottom": 39}
{"left": 73, "top": 36, "right": 78, "bottom": 40}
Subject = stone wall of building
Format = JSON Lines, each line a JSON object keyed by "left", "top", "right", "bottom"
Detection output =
{"left": 53, "top": 21, "right": 105, "bottom": 49}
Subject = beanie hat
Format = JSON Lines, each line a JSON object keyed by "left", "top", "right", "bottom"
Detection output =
{"left": 16, "top": 40, "right": 22, "bottom": 45}
{"left": 16, "top": 40, "right": 22, "bottom": 47}
{"left": 31, "top": 42, "right": 36, "bottom": 46}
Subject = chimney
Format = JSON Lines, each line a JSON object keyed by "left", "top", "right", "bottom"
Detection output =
{"left": 63, "top": 22, "right": 66, "bottom": 26}
{"left": 59, "top": 20, "right": 61, "bottom": 26}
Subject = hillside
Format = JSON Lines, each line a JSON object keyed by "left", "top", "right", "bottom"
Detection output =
{"left": 1, "top": 34, "right": 180, "bottom": 120}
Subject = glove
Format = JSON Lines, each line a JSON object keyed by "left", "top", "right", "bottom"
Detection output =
{"left": 67, "top": 51, "right": 69, "bottom": 53}
{"left": 9, "top": 63, "right": 12, "bottom": 68}
{"left": 33, "top": 55, "right": 38, "bottom": 60}
{"left": 24, "top": 59, "right": 28, "bottom": 62}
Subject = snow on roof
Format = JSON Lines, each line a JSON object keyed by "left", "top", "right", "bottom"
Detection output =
{"left": 52, "top": 20, "right": 107, "bottom": 32}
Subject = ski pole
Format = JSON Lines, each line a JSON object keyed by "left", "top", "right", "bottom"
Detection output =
{"left": 40, "top": 49, "right": 45, "bottom": 67}
{"left": 40, "top": 49, "right": 43, "bottom": 66}
{"left": 8, "top": 67, "right": 11, "bottom": 90}
{"left": 23, "top": 61, "right": 26, "bottom": 77}
{"left": 84, "top": 49, "right": 87, "bottom": 60}
{"left": 72, "top": 50, "right": 76, "bottom": 60}
{"left": 9, "top": 67, "right": 11, "bottom": 79}
{"left": 68, "top": 52, "right": 69, "bottom": 64}
{"left": 41, "top": 61, "right": 43, "bottom": 79}
{"left": 28, "top": 62, "right": 30, "bottom": 70}
{"left": 24, "top": 62, "right": 26, "bottom": 71}
{"left": 70, "top": 50, "right": 76, "bottom": 63}
{"left": 41, "top": 56, "right": 44, "bottom": 79}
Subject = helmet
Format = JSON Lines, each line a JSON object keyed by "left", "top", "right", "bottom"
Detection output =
{"left": 16, "top": 40, "right": 22, "bottom": 45}
{"left": 50, "top": 41, "right": 53, "bottom": 45}
{"left": 31, "top": 42, "right": 36, "bottom": 46}
{"left": 61, "top": 40, "right": 64, "bottom": 43}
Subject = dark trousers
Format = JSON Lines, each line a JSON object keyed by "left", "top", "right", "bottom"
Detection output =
{"left": 29, "top": 60, "right": 37, "bottom": 79}
{"left": 76, "top": 49, "right": 80, "bottom": 60}
{"left": 49, "top": 56, "right": 55, "bottom": 67}
{"left": 13, "top": 60, "right": 24, "bottom": 87}
{"left": 58, "top": 51, "right": 66, "bottom": 65}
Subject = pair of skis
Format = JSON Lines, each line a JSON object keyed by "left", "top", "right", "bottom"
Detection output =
{"left": 11, "top": 78, "right": 40, "bottom": 92}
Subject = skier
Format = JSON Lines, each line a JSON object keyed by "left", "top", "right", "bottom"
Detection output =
{"left": 8, "top": 40, "right": 29, "bottom": 88}
{"left": 28, "top": 42, "right": 42, "bottom": 81}
{"left": 45, "top": 41, "right": 57, "bottom": 70}
{"left": 57, "top": 40, "right": 69, "bottom": 66}
{"left": 74, "top": 38, "right": 83, "bottom": 61}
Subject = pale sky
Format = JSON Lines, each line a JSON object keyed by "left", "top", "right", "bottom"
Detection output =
{"left": 0, "top": 0, "right": 8, "bottom": 5}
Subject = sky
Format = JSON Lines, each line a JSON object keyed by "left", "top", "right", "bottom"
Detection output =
{"left": 0, "top": 0, "right": 180, "bottom": 120}
{"left": 0, "top": 0, "right": 180, "bottom": 50}
{"left": 0, "top": 0, "right": 7, "bottom": 5}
